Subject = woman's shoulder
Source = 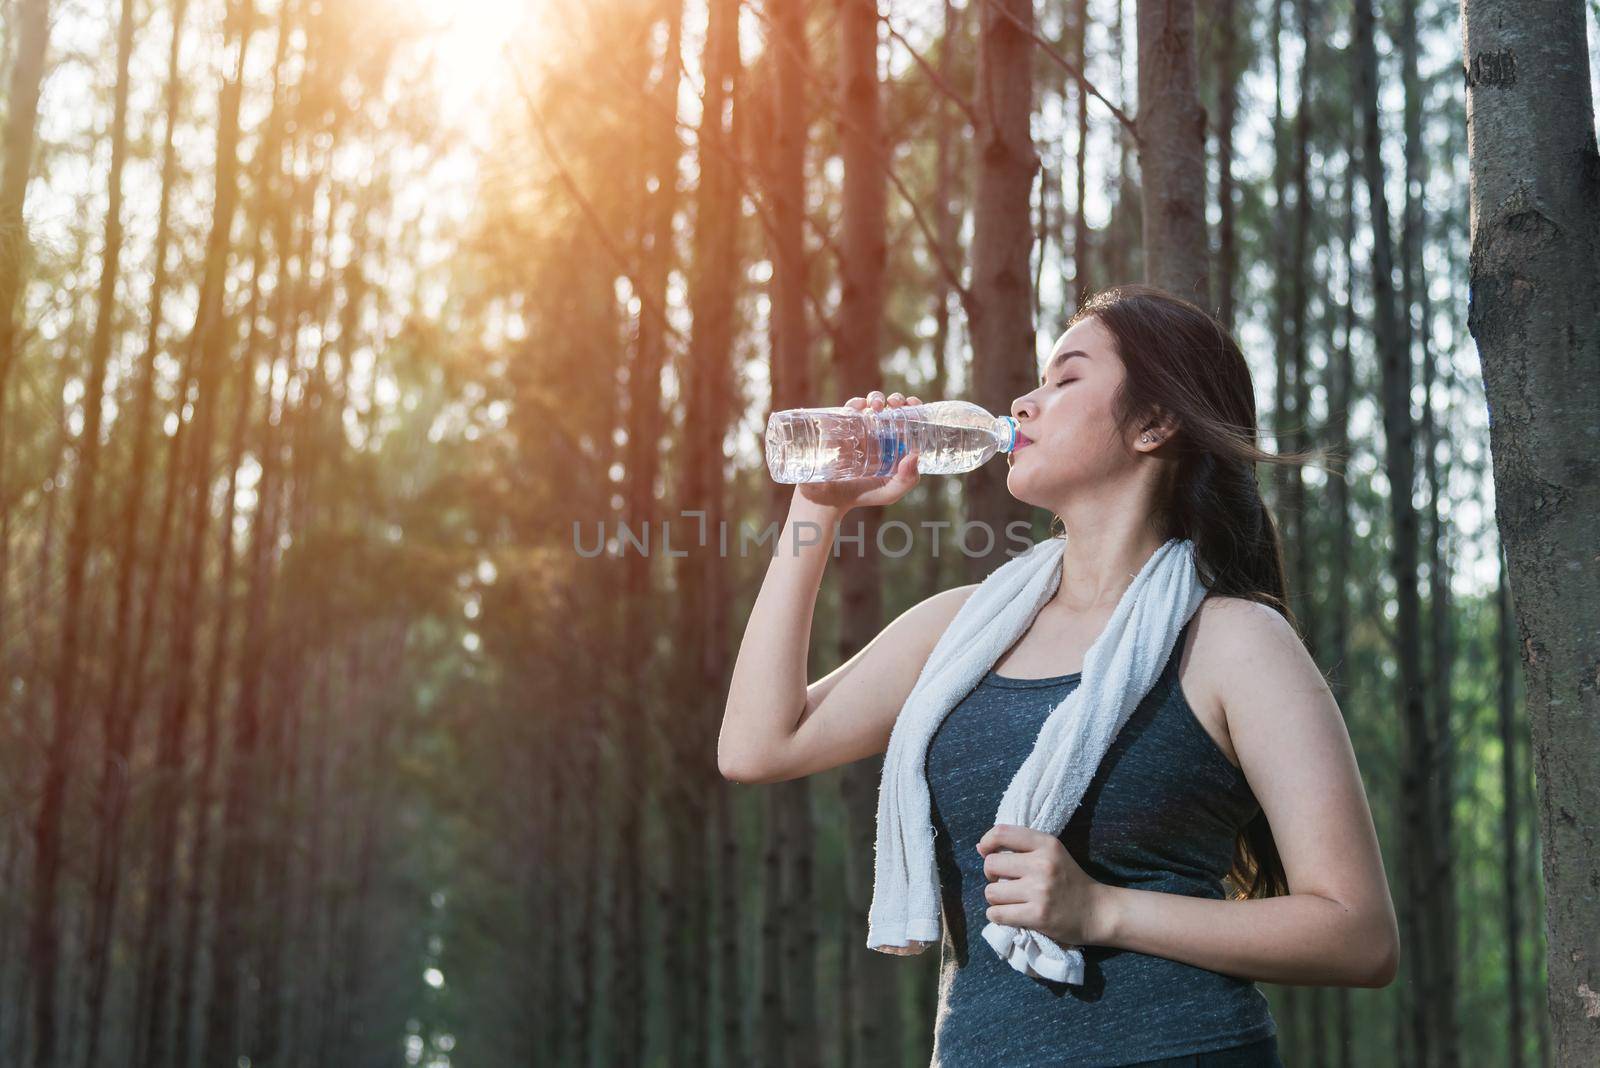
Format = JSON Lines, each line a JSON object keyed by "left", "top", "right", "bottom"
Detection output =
{"left": 1192, "top": 593, "right": 1296, "bottom": 634}
{"left": 1177, "top": 596, "right": 1311, "bottom": 762}
{"left": 1185, "top": 595, "right": 1305, "bottom": 675}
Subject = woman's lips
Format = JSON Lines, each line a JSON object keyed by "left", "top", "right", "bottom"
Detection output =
{"left": 1014, "top": 433, "right": 1035, "bottom": 450}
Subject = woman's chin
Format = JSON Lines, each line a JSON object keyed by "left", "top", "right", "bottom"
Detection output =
{"left": 1005, "top": 465, "right": 1046, "bottom": 506}
{"left": 1006, "top": 462, "right": 1072, "bottom": 509}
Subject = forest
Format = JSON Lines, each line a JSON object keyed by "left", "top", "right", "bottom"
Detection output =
{"left": 0, "top": 0, "right": 1596, "bottom": 1065}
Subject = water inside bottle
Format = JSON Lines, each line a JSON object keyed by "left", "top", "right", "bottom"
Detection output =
{"left": 765, "top": 404, "right": 1016, "bottom": 483}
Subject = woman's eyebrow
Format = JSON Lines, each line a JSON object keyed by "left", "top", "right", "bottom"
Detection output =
{"left": 1039, "top": 349, "right": 1091, "bottom": 384}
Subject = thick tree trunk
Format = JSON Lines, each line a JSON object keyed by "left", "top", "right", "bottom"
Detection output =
{"left": 1135, "top": 0, "right": 1210, "bottom": 306}
{"left": 1461, "top": 0, "right": 1600, "bottom": 1059}
{"left": 965, "top": 0, "right": 1036, "bottom": 583}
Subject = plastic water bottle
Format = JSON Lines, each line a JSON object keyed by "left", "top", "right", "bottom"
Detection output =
{"left": 765, "top": 401, "right": 1019, "bottom": 484}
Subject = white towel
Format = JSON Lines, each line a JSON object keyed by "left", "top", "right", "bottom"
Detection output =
{"left": 865, "top": 535, "right": 1209, "bottom": 984}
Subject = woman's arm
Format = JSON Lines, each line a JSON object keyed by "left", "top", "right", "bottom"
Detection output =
{"left": 978, "top": 599, "right": 1399, "bottom": 987}
{"left": 720, "top": 390, "right": 978, "bottom": 784}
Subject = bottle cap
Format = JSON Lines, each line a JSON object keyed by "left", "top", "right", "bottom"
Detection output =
{"left": 997, "top": 415, "right": 1019, "bottom": 453}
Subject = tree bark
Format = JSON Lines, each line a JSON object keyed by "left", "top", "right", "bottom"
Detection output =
{"left": 965, "top": 0, "right": 1037, "bottom": 583}
{"left": 1135, "top": 0, "right": 1210, "bottom": 306}
{"left": 1461, "top": 0, "right": 1600, "bottom": 1058}
{"left": 1213, "top": 0, "right": 1238, "bottom": 331}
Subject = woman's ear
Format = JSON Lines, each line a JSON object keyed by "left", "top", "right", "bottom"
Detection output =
{"left": 1135, "top": 408, "right": 1181, "bottom": 452}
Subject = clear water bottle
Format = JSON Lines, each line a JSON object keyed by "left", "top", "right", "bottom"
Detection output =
{"left": 765, "top": 401, "right": 1019, "bottom": 484}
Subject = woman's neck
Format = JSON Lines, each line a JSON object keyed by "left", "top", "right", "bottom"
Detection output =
{"left": 1050, "top": 489, "right": 1167, "bottom": 613}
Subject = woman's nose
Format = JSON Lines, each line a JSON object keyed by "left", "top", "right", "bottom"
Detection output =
{"left": 1011, "top": 398, "right": 1036, "bottom": 422}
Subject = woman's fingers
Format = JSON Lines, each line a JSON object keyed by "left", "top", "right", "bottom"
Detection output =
{"left": 848, "top": 389, "right": 924, "bottom": 408}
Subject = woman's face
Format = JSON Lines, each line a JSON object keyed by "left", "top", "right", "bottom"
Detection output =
{"left": 1006, "top": 316, "right": 1149, "bottom": 510}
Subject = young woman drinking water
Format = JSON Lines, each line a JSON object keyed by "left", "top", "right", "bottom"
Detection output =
{"left": 719, "top": 284, "right": 1398, "bottom": 1067}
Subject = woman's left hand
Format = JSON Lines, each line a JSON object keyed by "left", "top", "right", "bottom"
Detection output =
{"left": 977, "top": 823, "right": 1111, "bottom": 946}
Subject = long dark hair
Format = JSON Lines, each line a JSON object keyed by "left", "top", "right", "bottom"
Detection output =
{"left": 1057, "top": 282, "right": 1326, "bottom": 899}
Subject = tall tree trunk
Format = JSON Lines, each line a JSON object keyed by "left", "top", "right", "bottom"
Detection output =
{"left": 924, "top": 0, "right": 963, "bottom": 600}
{"left": 613, "top": 3, "right": 683, "bottom": 1063}
{"left": 133, "top": 5, "right": 260, "bottom": 1063}
{"left": 1284, "top": 0, "right": 1313, "bottom": 625}
{"left": 1071, "top": 0, "right": 1091, "bottom": 310}
{"left": 1400, "top": 0, "right": 1461, "bottom": 1049}
{"left": 77, "top": 0, "right": 191, "bottom": 1059}
{"left": 37, "top": 0, "right": 135, "bottom": 1061}
{"left": 762, "top": 2, "right": 820, "bottom": 1065}
{"left": 203, "top": 32, "right": 299, "bottom": 1068}
{"left": 0, "top": 0, "right": 53, "bottom": 683}
{"left": 832, "top": 3, "right": 899, "bottom": 1066}
{"left": 1135, "top": 0, "right": 1210, "bottom": 305}
{"left": 21, "top": 260, "right": 71, "bottom": 1068}
{"left": 1461, "top": 0, "right": 1600, "bottom": 1058}
{"left": 1355, "top": 0, "right": 1432, "bottom": 1063}
{"left": 1419, "top": 210, "right": 1460, "bottom": 1068}
{"left": 674, "top": 0, "right": 742, "bottom": 1062}
{"left": 1104, "top": 0, "right": 1140, "bottom": 286}
{"left": 965, "top": 0, "right": 1036, "bottom": 583}
{"left": 1213, "top": 0, "right": 1238, "bottom": 331}
{"left": 759, "top": 784, "right": 789, "bottom": 1068}
{"left": 1334, "top": 119, "right": 1357, "bottom": 1068}
{"left": 1268, "top": 0, "right": 1292, "bottom": 517}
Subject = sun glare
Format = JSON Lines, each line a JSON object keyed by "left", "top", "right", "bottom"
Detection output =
{"left": 409, "top": 0, "right": 543, "bottom": 135}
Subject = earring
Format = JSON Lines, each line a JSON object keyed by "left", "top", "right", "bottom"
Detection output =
{"left": 1141, "top": 433, "right": 1153, "bottom": 444}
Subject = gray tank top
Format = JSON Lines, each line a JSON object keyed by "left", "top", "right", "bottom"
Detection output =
{"left": 924, "top": 616, "right": 1277, "bottom": 1066}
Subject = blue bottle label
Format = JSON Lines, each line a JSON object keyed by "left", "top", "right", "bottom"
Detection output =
{"left": 873, "top": 423, "right": 907, "bottom": 478}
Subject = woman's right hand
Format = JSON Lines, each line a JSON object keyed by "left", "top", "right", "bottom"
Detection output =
{"left": 795, "top": 391, "right": 923, "bottom": 513}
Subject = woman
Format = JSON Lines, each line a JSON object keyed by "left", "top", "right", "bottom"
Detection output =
{"left": 719, "top": 284, "right": 1398, "bottom": 1067}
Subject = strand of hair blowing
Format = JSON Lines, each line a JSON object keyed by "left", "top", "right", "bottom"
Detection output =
{"left": 1069, "top": 283, "right": 1326, "bottom": 898}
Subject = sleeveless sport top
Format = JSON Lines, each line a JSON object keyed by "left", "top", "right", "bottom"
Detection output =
{"left": 924, "top": 616, "right": 1277, "bottom": 1067}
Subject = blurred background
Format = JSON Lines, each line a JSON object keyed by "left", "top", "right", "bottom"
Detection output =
{"left": 1, "top": 0, "right": 1594, "bottom": 1065}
